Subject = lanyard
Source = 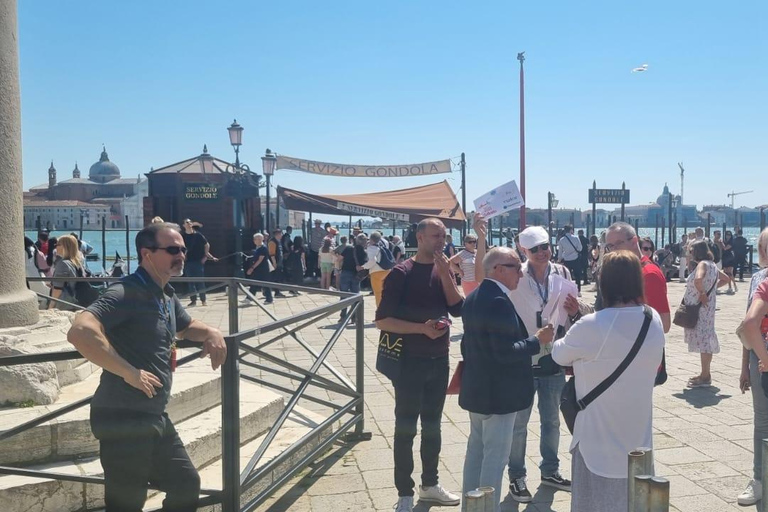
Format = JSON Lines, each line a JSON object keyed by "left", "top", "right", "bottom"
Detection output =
{"left": 528, "top": 264, "right": 551, "bottom": 306}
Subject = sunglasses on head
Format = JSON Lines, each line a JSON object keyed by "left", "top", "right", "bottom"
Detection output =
{"left": 529, "top": 243, "right": 550, "bottom": 254}
{"left": 150, "top": 245, "right": 187, "bottom": 255}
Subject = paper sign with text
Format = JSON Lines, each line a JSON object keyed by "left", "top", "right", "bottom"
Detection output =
{"left": 473, "top": 180, "right": 525, "bottom": 220}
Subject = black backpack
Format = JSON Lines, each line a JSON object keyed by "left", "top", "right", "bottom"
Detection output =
{"left": 64, "top": 263, "right": 101, "bottom": 307}
{"left": 377, "top": 241, "right": 396, "bottom": 270}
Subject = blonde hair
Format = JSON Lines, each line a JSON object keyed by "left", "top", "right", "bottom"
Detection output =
{"left": 759, "top": 228, "right": 768, "bottom": 268}
{"left": 57, "top": 235, "right": 84, "bottom": 268}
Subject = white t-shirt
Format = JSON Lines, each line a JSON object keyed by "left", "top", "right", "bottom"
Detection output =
{"left": 551, "top": 305, "right": 665, "bottom": 478}
{"left": 557, "top": 233, "right": 582, "bottom": 262}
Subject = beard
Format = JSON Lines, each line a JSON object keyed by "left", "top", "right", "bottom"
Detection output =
{"left": 171, "top": 261, "right": 184, "bottom": 276}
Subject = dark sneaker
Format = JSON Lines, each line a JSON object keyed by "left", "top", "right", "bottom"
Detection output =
{"left": 187, "top": 300, "right": 197, "bottom": 307}
{"left": 509, "top": 478, "right": 533, "bottom": 503}
{"left": 541, "top": 472, "right": 571, "bottom": 492}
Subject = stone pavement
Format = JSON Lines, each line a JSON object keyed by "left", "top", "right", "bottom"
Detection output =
{"left": 182, "top": 278, "right": 760, "bottom": 512}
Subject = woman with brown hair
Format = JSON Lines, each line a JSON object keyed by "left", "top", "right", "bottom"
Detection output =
{"left": 683, "top": 240, "right": 729, "bottom": 387}
{"left": 552, "top": 251, "right": 665, "bottom": 511}
{"left": 49, "top": 235, "right": 85, "bottom": 311}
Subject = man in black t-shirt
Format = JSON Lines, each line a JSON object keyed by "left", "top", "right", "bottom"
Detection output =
{"left": 67, "top": 222, "right": 227, "bottom": 511}
{"left": 733, "top": 228, "right": 749, "bottom": 281}
{"left": 375, "top": 218, "right": 463, "bottom": 510}
{"left": 181, "top": 220, "right": 217, "bottom": 306}
{"left": 337, "top": 235, "right": 367, "bottom": 323}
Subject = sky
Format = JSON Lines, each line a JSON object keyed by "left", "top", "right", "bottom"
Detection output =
{"left": 17, "top": 1, "right": 768, "bottom": 216}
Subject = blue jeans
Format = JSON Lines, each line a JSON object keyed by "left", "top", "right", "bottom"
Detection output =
{"left": 508, "top": 372, "right": 565, "bottom": 479}
{"left": 185, "top": 261, "right": 206, "bottom": 302}
{"left": 463, "top": 411, "right": 517, "bottom": 512}
{"left": 339, "top": 270, "right": 360, "bottom": 319}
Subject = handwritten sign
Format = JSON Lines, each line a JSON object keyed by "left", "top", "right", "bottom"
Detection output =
{"left": 473, "top": 180, "right": 525, "bottom": 220}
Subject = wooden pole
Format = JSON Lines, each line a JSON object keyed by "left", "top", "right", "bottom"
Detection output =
{"left": 101, "top": 215, "right": 106, "bottom": 275}
{"left": 125, "top": 215, "right": 130, "bottom": 274}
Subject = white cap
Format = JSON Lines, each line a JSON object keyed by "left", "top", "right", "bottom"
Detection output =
{"left": 518, "top": 226, "right": 550, "bottom": 249}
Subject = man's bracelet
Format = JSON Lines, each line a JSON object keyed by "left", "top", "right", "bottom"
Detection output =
{"left": 568, "top": 312, "right": 582, "bottom": 323}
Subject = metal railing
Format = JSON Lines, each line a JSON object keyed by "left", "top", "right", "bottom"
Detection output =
{"left": 2, "top": 275, "right": 370, "bottom": 511}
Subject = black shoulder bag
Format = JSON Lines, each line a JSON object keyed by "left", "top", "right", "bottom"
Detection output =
{"left": 560, "top": 305, "right": 652, "bottom": 434}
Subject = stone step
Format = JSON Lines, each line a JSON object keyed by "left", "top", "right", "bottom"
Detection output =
{"left": 0, "top": 357, "right": 223, "bottom": 467}
{"left": 144, "top": 406, "right": 335, "bottom": 512}
{"left": 54, "top": 358, "right": 98, "bottom": 387}
{"left": 0, "top": 383, "right": 285, "bottom": 512}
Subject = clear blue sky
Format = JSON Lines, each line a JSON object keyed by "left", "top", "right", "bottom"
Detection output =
{"left": 18, "top": 1, "right": 767, "bottom": 214}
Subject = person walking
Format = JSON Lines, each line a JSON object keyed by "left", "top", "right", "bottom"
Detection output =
{"left": 181, "top": 219, "right": 217, "bottom": 307}
{"left": 308, "top": 218, "right": 326, "bottom": 278}
{"left": 67, "top": 222, "right": 227, "bottom": 511}
{"left": 552, "top": 251, "right": 665, "bottom": 511}
{"left": 361, "top": 231, "right": 392, "bottom": 306}
{"left": 450, "top": 234, "right": 479, "bottom": 297}
{"left": 721, "top": 230, "right": 738, "bottom": 293}
{"left": 733, "top": 228, "right": 749, "bottom": 282}
{"left": 577, "top": 229, "right": 590, "bottom": 285}
{"left": 737, "top": 227, "right": 768, "bottom": 505}
{"left": 267, "top": 229, "right": 287, "bottom": 298}
{"left": 375, "top": 218, "right": 463, "bottom": 512}
{"left": 244, "top": 233, "right": 273, "bottom": 304}
{"left": 337, "top": 235, "right": 365, "bottom": 323}
{"left": 286, "top": 235, "right": 306, "bottom": 294}
{"left": 49, "top": 235, "right": 85, "bottom": 311}
{"left": 460, "top": 247, "right": 554, "bottom": 512}
{"left": 683, "top": 240, "right": 729, "bottom": 388}
{"left": 556, "top": 225, "right": 583, "bottom": 293}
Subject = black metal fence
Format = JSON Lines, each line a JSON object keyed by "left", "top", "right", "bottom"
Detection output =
{"left": 1, "top": 275, "right": 369, "bottom": 511}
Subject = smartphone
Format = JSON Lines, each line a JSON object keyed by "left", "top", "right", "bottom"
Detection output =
{"left": 434, "top": 316, "right": 452, "bottom": 330}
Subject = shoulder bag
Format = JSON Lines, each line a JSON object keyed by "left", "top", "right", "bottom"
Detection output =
{"left": 672, "top": 267, "right": 718, "bottom": 329}
{"left": 560, "top": 305, "right": 652, "bottom": 434}
{"left": 353, "top": 246, "right": 369, "bottom": 281}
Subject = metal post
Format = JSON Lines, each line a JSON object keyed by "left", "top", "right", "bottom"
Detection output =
{"left": 101, "top": 215, "right": 106, "bottom": 273}
{"left": 265, "top": 173, "right": 271, "bottom": 235}
{"left": 592, "top": 181, "right": 597, "bottom": 236}
{"left": 222, "top": 281, "right": 241, "bottom": 512}
{"left": 548, "top": 192, "right": 553, "bottom": 242}
{"left": 464, "top": 490, "right": 485, "bottom": 512}
{"left": 354, "top": 298, "right": 367, "bottom": 436}
{"left": 648, "top": 477, "right": 670, "bottom": 511}
{"left": 461, "top": 152, "right": 467, "bottom": 239}
{"left": 586, "top": 214, "right": 591, "bottom": 238}
{"left": 518, "top": 52, "right": 526, "bottom": 232}
{"left": 628, "top": 449, "right": 653, "bottom": 511}
{"left": 235, "top": 197, "right": 244, "bottom": 278}
{"left": 621, "top": 182, "right": 626, "bottom": 221}
{"left": 125, "top": 215, "right": 130, "bottom": 274}
{"left": 706, "top": 213, "right": 711, "bottom": 238}
{"left": 476, "top": 486, "right": 494, "bottom": 512}
{"left": 634, "top": 475, "right": 652, "bottom": 512}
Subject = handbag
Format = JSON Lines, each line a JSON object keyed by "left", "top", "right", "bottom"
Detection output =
{"left": 446, "top": 361, "right": 463, "bottom": 395}
{"left": 672, "top": 275, "right": 717, "bottom": 329}
{"left": 375, "top": 330, "right": 404, "bottom": 382}
{"left": 560, "top": 305, "right": 652, "bottom": 434}
{"left": 352, "top": 246, "right": 370, "bottom": 281}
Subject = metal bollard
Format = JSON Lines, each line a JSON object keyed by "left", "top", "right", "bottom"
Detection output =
{"left": 634, "top": 475, "right": 652, "bottom": 512}
{"left": 762, "top": 440, "right": 768, "bottom": 512}
{"left": 464, "top": 490, "right": 485, "bottom": 512}
{"left": 628, "top": 449, "right": 652, "bottom": 511}
{"left": 648, "top": 477, "right": 670, "bottom": 512}
{"left": 476, "top": 486, "right": 495, "bottom": 512}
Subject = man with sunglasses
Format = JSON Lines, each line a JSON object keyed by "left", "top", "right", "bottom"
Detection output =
{"left": 67, "top": 222, "right": 227, "bottom": 511}
{"left": 506, "top": 226, "right": 588, "bottom": 502}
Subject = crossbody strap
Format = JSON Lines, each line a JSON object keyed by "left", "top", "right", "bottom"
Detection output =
{"left": 577, "top": 305, "right": 653, "bottom": 410}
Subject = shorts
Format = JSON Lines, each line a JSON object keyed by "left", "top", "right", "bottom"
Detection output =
{"left": 320, "top": 262, "right": 334, "bottom": 274}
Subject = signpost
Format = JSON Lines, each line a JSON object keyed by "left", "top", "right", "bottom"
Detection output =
{"left": 589, "top": 181, "right": 630, "bottom": 236}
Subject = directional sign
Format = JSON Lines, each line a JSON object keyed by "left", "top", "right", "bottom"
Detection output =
{"left": 588, "top": 188, "right": 630, "bottom": 204}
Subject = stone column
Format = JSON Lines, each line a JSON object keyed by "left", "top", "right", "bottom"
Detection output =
{"left": 0, "top": 0, "right": 39, "bottom": 327}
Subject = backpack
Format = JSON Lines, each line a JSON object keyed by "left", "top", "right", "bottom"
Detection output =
{"left": 377, "top": 241, "right": 396, "bottom": 270}
{"left": 64, "top": 263, "right": 101, "bottom": 307}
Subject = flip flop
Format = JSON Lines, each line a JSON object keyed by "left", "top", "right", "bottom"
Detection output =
{"left": 687, "top": 377, "right": 712, "bottom": 388}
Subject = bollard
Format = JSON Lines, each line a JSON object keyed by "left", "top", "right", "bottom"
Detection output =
{"left": 762, "top": 440, "right": 768, "bottom": 512}
{"left": 636, "top": 446, "right": 654, "bottom": 475}
{"left": 476, "top": 486, "right": 495, "bottom": 512}
{"left": 628, "top": 450, "right": 651, "bottom": 511}
{"left": 634, "top": 475, "right": 652, "bottom": 512}
{"left": 648, "top": 477, "right": 670, "bottom": 512}
{"left": 464, "top": 490, "right": 485, "bottom": 512}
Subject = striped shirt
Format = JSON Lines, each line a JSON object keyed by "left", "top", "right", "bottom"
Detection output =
{"left": 458, "top": 250, "right": 476, "bottom": 282}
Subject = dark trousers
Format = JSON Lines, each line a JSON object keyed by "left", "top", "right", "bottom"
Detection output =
{"left": 393, "top": 355, "right": 450, "bottom": 496}
{"left": 185, "top": 261, "right": 206, "bottom": 302}
{"left": 249, "top": 281, "right": 273, "bottom": 302}
{"left": 563, "top": 259, "right": 582, "bottom": 291}
{"left": 91, "top": 409, "right": 200, "bottom": 512}
{"left": 339, "top": 270, "right": 360, "bottom": 320}
{"left": 736, "top": 256, "right": 747, "bottom": 280}
{"left": 307, "top": 249, "right": 320, "bottom": 278}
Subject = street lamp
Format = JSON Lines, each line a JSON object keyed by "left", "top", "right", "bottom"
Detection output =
{"left": 547, "top": 192, "right": 559, "bottom": 243}
{"left": 261, "top": 149, "right": 277, "bottom": 234}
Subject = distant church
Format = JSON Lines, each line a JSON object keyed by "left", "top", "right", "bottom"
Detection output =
{"left": 24, "top": 147, "right": 147, "bottom": 230}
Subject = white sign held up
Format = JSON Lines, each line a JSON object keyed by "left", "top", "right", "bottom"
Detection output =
{"left": 473, "top": 180, "right": 525, "bottom": 221}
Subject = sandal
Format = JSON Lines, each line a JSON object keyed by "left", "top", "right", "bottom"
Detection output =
{"left": 687, "top": 376, "right": 712, "bottom": 388}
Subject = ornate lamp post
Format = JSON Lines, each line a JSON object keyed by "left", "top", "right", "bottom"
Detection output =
{"left": 261, "top": 149, "right": 277, "bottom": 234}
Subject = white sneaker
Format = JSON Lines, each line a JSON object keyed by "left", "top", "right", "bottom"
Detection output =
{"left": 738, "top": 479, "right": 762, "bottom": 506}
{"left": 394, "top": 496, "right": 413, "bottom": 512}
{"left": 419, "top": 484, "right": 461, "bottom": 506}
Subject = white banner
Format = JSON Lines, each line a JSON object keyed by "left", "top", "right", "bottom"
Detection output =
{"left": 336, "top": 202, "right": 410, "bottom": 221}
{"left": 473, "top": 180, "right": 525, "bottom": 220}
{"left": 276, "top": 155, "right": 452, "bottom": 178}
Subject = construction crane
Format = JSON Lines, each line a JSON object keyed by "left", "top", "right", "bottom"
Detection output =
{"left": 727, "top": 190, "right": 753, "bottom": 209}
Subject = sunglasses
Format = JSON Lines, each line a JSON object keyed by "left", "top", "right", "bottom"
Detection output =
{"left": 150, "top": 245, "right": 187, "bottom": 255}
{"left": 641, "top": 246, "right": 653, "bottom": 251}
{"left": 465, "top": 240, "right": 477, "bottom": 244}
{"left": 529, "top": 243, "right": 550, "bottom": 254}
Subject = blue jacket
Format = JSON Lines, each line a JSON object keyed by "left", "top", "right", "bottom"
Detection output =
{"left": 459, "top": 279, "right": 541, "bottom": 415}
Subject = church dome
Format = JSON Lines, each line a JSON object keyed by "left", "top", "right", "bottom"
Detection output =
{"left": 88, "top": 146, "right": 121, "bottom": 182}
